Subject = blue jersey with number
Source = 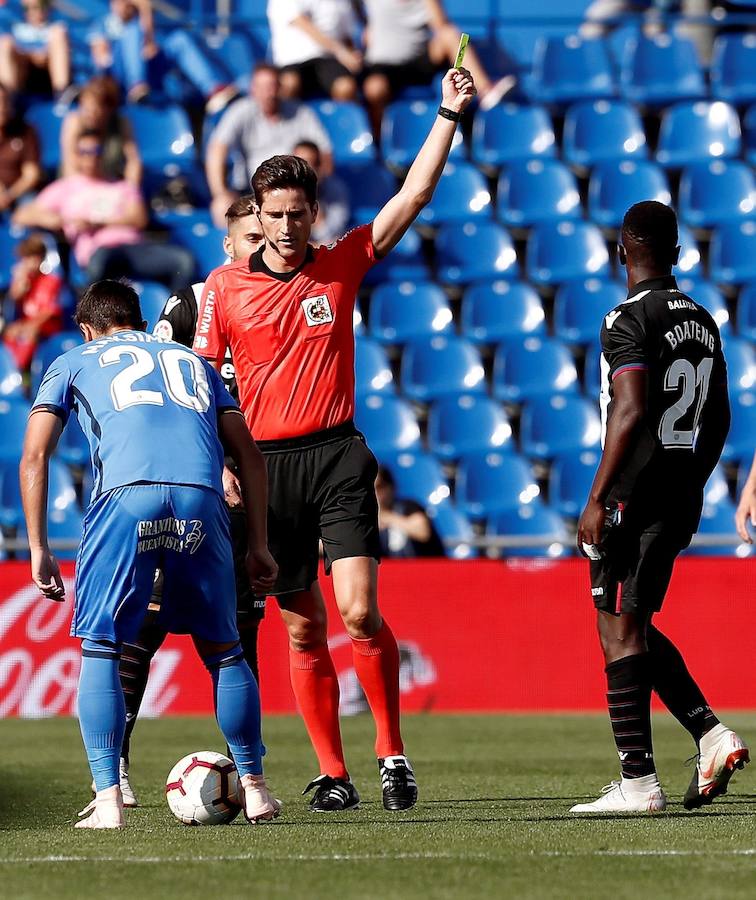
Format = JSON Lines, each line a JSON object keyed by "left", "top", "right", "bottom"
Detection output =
{"left": 32, "top": 330, "right": 238, "bottom": 502}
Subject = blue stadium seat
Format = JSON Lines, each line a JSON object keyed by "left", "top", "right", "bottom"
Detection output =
{"left": 417, "top": 162, "right": 492, "bottom": 227}
{"left": 583, "top": 342, "right": 603, "bottom": 396}
{"left": 656, "top": 101, "right": 741, "bottom": 168}
{"left": 460, "top": 280, "right": 546, "bottom": 346}
{"left": 520, "top": 395, "right": 602, "bottom": 460}
{"left": 427, "top": 501, "right": 477, "bottom": 560}
{"left": 0, "top": 397, "right": 31, "bottom": 461}
{"left": 381, "top": 100, "right": 464, "bottom": 171}
{"left": 339, "top": 164, "right": 396, "bottom": 225}
{"left": 550, "top": 449, "right": 600, "bottom": 519}
{"left": 723, "top": 391, "right": 756, "bottom": 464}
{"left": 676, "top": 278, "right": 731, "bottom": 335}
{"left": 528, "top": 35, "right": 614, "bottom": 104}
{"left": 620, "top": 33, "right": 706, "bottom": 106}
{"left": 740, "top": 104, "right": 756, "bottom": 166}
{"left": 735, "top": 282, "right": 756, "bottom": 341}
{"left": 25, "top": 101, "right": 65, "bottom": 173}
{"left": 471, "top": 104, "right": 556, "bottom": 170}
{"left": 0, "top": 222, "right": 26, "bottom": 291}
{"left": 678, "top": 161, "right": 756, "bottom": 229}
{"left": 676, "top": 225, "right": 702, "bottom": 278}
{"left": 57, "top": 414, "right": 90, "bottom": 469}
{"left": 497, "top": 159, "right": 581, "bottom": 228}
{"left": 368, "top": 281, "right": 453, "bottom": 345}
{"left": 710, "top": 221, "right": 756, "bottom": 285}
{"left": 562, "top": 100, "right": 648, "bottom": 169}
{"left": 311, "top": 101, "right": 375, "bottom": 164}
{"left": 171, "top": 218, "right": 224, "bottom": 277}
{"left": 0, "top": 454, "right": 77, "bottom": 529}
{"left": 723, "top": 337, "right": 756, "bottom": 395}
{"left": 588, "top": 160, "right": 671, "bottom": 229}
{"left": 401, "top": 336, "right": 486, "bottom": 403}
{"left": 135, "top": 281, "right": 168, "bottom": 332}
{"left": 30, "top": 331, "right": 83, "bottom": 396}
{"left": 381, "top": 451, "right": 450, "bottom": 507}
{"left": 704, "top": 464, "right": 732, "bottom": 509}
{"left": 354, "top": 394, "right": 421, "bottom": 457}
{"left": 710, "top": 33, "right": 756, "bottom": 106}
{"left": 363, "top": 227, "right": 429, "bottom": 285}
{"left": 487, "top": 499, "right": 570, "bottom": 558}
{"left": 124, "top": 104, "right": 196, "bottom": 179}
{"left": 456, "top": 451, "right": 540, "bottom": 520}
{"left": 493, "top": 336, "right": 579, "bottom": 404}
{"left": 686, "top": 499, "right": 751, "bottom": 558}
{"left": 205, "top": 29, "right": 256, "bottom": 89}
{"left": 0, "top": 345, "right": 23, "bottom": 397}
{"left": 354, "top": 338, "right": 395, "bottom": 395}
{"left": 46, "top": 505, "right": 85, "bottom": 560}
{"left": 527, "top": 221, "right": 610, "bottom": 287}
{"left": 436, "top": 221, "right": 519, "bottom": 285}
{"left": 427, "top": 394, "right": 513, "bottom": 462}
{"left": 553, "top": 279, "right": 627, "bottom": 346}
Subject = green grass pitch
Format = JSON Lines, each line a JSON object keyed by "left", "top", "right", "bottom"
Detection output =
{"left": 1, "top": 713, "right": 754, "bottom": 900}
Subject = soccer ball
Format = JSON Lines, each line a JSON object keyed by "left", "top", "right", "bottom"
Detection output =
{"left": 165, "top": 751, "right": 242, "bottom": 825}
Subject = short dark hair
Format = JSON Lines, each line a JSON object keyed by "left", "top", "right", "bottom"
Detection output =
{"left": 251, "top": 154, "right": 318, "bottom": 207}
{"left": 226, "top": 194, "right": 257, "bottom": 223}
{"left": 16, "top": 233, "right": 47, "bottom": 259}
{"left": 293, "top": 139, "right": 320, "bottom": 156}
{"left": 253, "top": 62, "right": 278, "bottom": 78}
{"left": 75, "top": 280, "right": 143, "bottom": 332}
{"left": 621, "top": 201, "right": 678, "bottom": 264}
{"left": 376, "top": 465, "right": 395, "bottom": 487}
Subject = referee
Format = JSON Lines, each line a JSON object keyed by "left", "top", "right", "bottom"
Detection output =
{"left": 193, "top": 67, "right": 477, "bottom": 812}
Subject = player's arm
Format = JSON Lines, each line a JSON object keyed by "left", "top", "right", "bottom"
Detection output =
{"left": 371, "top": 67, "right": 476, "bottom": 257}
{"left": 19, "top": 411, "right": 66, "bottom": 601}
{"left": 219, "top": 410, "right": 278, "bottom": 593}
{"left": 736, "top": 450, "right": 756, "bottom": 543}
{"left": 289, "top": 14, "right": 362, "bottom": 72}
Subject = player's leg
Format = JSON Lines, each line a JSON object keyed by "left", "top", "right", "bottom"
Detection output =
{"left": 362, "top": 68, "right": 392, "bottom": 140}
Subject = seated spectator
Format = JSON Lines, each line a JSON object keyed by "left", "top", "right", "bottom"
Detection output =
{"left": 60, "top": 75, "right": 142, "bottom": 185}
{"left": 268, "top": 0, "right": 361, "bottom": 102}
{"left": 0, "top": 85, "right": 42, "bottom": 212}
{"left": 375, "top": 465, "right": 445, "bottom": 558}
{"left": 0, "top": 0, "right": 70, "bottom": 97}
{"left": 13, "top": 129, "right": 194, "bottom": 292}
{"left": 292, "top": 140, "right": 349, "bottom": 244}
{"left": 2, "top": 233, "right": 63, "bottom": 371}
{"left": 361, "top": 0, "right": 515, "bottom": 137}
{"left": 89, "top": 0, "right": 239, "bottom": 110}
{"left": 206, "top": 63, "right": 333, "bottom": 226}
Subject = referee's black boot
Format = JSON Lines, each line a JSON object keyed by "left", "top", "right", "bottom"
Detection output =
{"left": 303, "top": 775, "right": 361, "bottom": 812}
{"left": 378, "top": 756, "right": 418, "bottom": 811}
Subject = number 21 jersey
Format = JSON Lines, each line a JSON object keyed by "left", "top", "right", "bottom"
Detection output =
{"left": 599, "top": 275, "right": 730, "bottom": 530}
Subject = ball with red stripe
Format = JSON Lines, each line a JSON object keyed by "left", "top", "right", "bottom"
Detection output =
{"left": 165, "top": 751, "right": 241, "bottom": 825}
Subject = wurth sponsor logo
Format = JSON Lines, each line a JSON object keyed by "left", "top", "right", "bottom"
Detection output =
{"left": 197, "top": 291, "right": 215, "bottom": 336}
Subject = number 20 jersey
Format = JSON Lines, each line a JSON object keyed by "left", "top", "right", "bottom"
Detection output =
{"left": 32, "top": 330, "right": 238, "bottom": 503}
{"left": 599, "top": 275, "right": 730, "bottom": 531}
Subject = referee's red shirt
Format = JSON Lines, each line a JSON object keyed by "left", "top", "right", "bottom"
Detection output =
{"left": 192, "top": 224, "right": 377, "bottom": 440}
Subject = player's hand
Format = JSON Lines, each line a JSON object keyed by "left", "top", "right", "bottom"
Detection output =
{"left": 735, "top": 485, "right": 756, "bottom": 543}
{"left": 441, "top": 66, "right": 476, "bottom": 114}
{"left": 31, "top": 547, "right": 65, "bottom": 601}
{"left": 577, "top": 497, "right": 605, "bottom": 557}
{"left": 222, "top": 465, "right": 244, "bottom": 508}
{"left": 246, "top": 545, "right": 278, "bottom": 595}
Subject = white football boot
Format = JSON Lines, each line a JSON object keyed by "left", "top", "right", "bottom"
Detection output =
{"left": 683, "top": 724, "right": 750, "bottom": 810}
{"left": 119, "top": 759, "right": 139, "bottom": 808}
{"left": 239, "top": 773, "right": 282, "bottom": 823}
{"left": 75, "top": 785, "right": 126, "bottom": 829}
{"left": 570, "top": 775, "right": 667, "bottom": 814}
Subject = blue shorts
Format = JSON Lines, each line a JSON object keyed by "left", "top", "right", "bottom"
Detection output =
{"left": 73, "top": 483, "right": 238, "bottom": 645}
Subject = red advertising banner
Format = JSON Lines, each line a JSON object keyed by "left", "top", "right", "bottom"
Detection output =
{"left": 0, "top": 558, "right": 753, "bottom": 717}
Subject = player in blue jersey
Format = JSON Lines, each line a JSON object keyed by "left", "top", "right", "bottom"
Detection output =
{"left": 20, "top": 280, "right": 281, "bottom": 829}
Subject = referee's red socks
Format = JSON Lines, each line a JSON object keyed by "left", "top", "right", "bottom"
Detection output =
{"left": 351, "top": 620, "right": 404, "bottom": 758}
{"left": 288, "top": 644, "right": 349, "bottom": 780}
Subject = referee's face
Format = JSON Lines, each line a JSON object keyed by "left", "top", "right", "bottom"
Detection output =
{"left": 257, "top": 187, "right": 317, "bottom": 266}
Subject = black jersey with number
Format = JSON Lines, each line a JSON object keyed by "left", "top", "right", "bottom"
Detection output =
{"left": 598, "top": 275, "right": 730, "bottom": 532}
{"left": 153, "top": 283, "right": 238, "bottom": 398}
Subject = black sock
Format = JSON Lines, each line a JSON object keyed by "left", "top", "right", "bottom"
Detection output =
{"left": 606, "top": 653, "right": 655, "bottom": 779}
{"left": 119, "top": 617, "right": 167, "bottom": 762}
{"left": 647, "top": 625, "right": 719, "bottom": 743}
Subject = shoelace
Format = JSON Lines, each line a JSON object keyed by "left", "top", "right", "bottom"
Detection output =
{"left": 382, "top": 765, "right": 413, "bottom": 791}
{"left": 600, "top": 781, "right": 622, "bottom": 795}
{"left": 684, "top": 753, "right": 701, "bottom": 768}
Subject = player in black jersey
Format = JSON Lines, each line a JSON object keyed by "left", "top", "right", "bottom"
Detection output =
{"left": 79, "top": 197, "right": 265, "bottom": 813}
{"left": 571, "top": 201, "right": 749, "bottom": 815}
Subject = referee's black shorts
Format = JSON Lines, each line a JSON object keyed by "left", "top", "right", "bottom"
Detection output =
{"left": 258, "top": 420, "right": 381, "bottom": 596}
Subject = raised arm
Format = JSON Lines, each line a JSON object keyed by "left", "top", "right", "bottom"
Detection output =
{"left": 20, "top": 410, "right": 66, "bottom": 600}
{"left": 371, "top": 67, "right": 476, "bottom": 257}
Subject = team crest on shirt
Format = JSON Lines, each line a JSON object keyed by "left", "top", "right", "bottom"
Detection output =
{"left": 153, "top": 320, "right": 173, "bottom": 341}
{"left": 301, "top": 294, "right": 334, "bottom": 326}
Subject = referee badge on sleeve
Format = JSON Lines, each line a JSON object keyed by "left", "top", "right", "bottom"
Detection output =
{"left": 301, "top": 294, "right": 334, "bottom": 326}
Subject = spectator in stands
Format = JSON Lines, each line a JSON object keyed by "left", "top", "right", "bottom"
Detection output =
{"left": 0, "top": 85, "right": 42, "bottom": 211}
{"left": 0, "top": 0, "right": 71, "bottom": 98}
{"left": 268, "top": 0, "right": 361, "bottom": 102}
{"left": 206, "top": 63, "right": 332, "bottom": 227}
{"left": 13, "top": 128, "right": 194, "bottom": 292}
{"left": 736, "top": 452, "right": 756, "bottom": 544}
{"left": 89, "top": 0, "right": 239, "bottom": 110}
{"left": 361, "top": 0, "right": 515, "bottom": 137}
{"left": 375, "top": 466, "right": 445, "bottom": 558}
{"left": 292, "top": 140, "right": 350, "bottom": 244}
{"left": 2, "top": 233, "right": 63, "bottom": 371}
{"left": 60, "top": 75, "right": 142, "bottom": 186}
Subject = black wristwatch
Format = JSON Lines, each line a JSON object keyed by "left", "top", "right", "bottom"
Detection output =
{"left": 437, "top": 105, "right": 462, "bottom": 123}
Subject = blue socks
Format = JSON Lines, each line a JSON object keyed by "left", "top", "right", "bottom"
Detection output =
{"left": 203, "top": 643, "right": 263, "bottom": 777}
{"left": 78, "top": 639, "right": 125, "bottom": 792}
